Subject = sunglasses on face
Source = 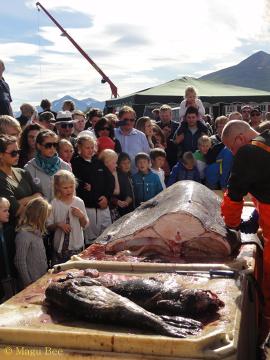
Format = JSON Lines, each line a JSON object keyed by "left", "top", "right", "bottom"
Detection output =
{"left": 42, "top": 142, "right": 58, "bottom": 149}
{"left": 251, "top": 113, "right": 260, "bottom": 117}
{"left": 122, "top": 118, "right": 135, "bottom": 123}
{"left": 60, "top": 123, "right": 73, "bottom": 129}
{"left": 100, "top": 127, "right": 110, "bottom": 131}
{"left": 4, "top": 149, "right": 21, "bottom": 157}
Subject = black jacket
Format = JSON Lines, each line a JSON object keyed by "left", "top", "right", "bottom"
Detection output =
{"left": 0, "top": 78, "right": 12, "bottom": 116}
{"left": 111, "top": 170, "right": 135, "bottom": 216}
{"left": 16, "top": 115, "right": 29, "bottom": 128}
{"left": 71, "top": 155, "right": 115, "bottom": 208}
{"left": 175, "top": 121, "right": 209, "bottom": 153}
{"left": 227, "top": 130, "right": 270, "bottom": 203}
{"left": 156, "top": 120, "right": 179, "bottom": 141}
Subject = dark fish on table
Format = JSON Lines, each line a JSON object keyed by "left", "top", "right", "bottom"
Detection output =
{"left": 45, "top": 277, "right": 202, "bottom": 338}
{"left": 80, "top": 181, "right": 240, "bottom": 261}
{"left": 99, "top": 276, "right": 224, "bottom": 316}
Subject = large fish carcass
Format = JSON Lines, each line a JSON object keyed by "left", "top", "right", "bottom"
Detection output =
{"left": 80, "top": 181, "right": 238, "bottom": 262}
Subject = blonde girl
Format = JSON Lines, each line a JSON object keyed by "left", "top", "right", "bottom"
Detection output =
{"left": 99, "top": 149, "right": 118, "bottom": 174}
{"left": 47, "top": 170, "right": 89, "bottom": 265}
{"left": 179, "top": 86, "right": 205, "bottom": 123}
{"left": 14, "top": 197, "right": 51, "bottom": 288}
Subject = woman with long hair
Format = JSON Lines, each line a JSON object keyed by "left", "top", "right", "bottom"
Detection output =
{"left": 152, "top": 122, "right": 166, "bottom": 148}
{"left": 0, "top": 134, "right": 42, "bottom": 292}
{"left": 135, "top": 116, "right": 154, "bottom": 148}
{"left": 18, "top": 123, "right": 42, "bottom": 168}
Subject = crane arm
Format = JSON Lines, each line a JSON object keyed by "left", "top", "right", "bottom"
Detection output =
{"left": 36, "top": 2, "right": 118, "bottom": 98}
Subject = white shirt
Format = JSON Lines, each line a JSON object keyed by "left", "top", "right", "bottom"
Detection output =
{"left": 179, "top": 98, "right": 205, "bottom": 123}
{"left": 151, "top": 167, "right": 166, "bottom": 189}
{"left": 47, "top": 197, "right": 89, "bottom": 253}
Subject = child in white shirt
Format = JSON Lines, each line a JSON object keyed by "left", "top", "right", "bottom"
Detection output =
{"left": 179, "top": 86, "right": 205, "bottom": 123}
{"left": 47, "top": 170, "right": 89, "bottom": 265}
{"left": 150, "top": 148, "right": 166, "bottom": 189}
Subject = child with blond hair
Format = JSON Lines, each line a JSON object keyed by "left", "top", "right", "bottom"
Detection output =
{"left": 0, "top": 197, "right": 16, "bottom": 300}
{"left": 47, "top": 170, "right": 89, "bottom": 265}
{"left": 193, "top": 135, "right": 211, "bottom": 181}
{"left": 58, "top": 139, "right": 74, "bottom": 167}
{"left": 179, "top": 86, "right": 205, "bottom": 123}
{"left": 0, "top": 197, "right": 10, "bottom": 224}
{"left": 71, "top": 136, "right": 113, "bottom": 243}
{"left": 14, "top": 197, "right": 51, "bottom": 288}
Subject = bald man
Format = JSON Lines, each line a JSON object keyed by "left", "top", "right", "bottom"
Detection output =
{"left": 221, "top": 120, "right": 270, "bottom": 334}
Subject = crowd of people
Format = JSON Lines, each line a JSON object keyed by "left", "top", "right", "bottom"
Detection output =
{"left": 0, "top": 75, "right": 270, "bottom": 304}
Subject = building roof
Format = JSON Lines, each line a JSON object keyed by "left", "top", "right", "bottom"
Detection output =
{"left": 106, "top": 77, "right": 270, "bottom": 107}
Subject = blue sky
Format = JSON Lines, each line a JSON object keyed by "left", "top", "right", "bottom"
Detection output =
{"left": 1, "top": 0, "right": 270, "bottom": 111}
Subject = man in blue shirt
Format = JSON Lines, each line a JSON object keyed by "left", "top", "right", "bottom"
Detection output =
{"left": 115, "top": 106, "right": 150, "bottom": 173}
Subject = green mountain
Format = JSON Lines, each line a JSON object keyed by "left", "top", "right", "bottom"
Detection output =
{"left": 200, "top": 51, "right": 270, "bottom": 91}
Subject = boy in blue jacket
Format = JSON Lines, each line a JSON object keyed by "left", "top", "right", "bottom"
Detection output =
{"left": 167, "top": 151, "right": 200, "bottom": 186}
{"left": 132, "top": 153, "right": 163, "bottom": 207}
{"left": 205, "top": 145, "right": 233, "bottom": 191}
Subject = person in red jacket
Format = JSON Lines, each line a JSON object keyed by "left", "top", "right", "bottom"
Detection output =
{"left": 221, "top": 120, "right": 270, "bottom": 338}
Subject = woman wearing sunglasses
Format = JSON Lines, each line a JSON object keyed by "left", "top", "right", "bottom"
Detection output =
{"left": 0, "top": 134, "right": 42, "bottom": 290}
{"left": 24, "top": 129, "right": 71, "bottom": 202}
{"left": 94, "top": 117, "right": 122, "bottom": 154}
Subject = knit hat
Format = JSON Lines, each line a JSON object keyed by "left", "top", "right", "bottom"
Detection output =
{"left": 97, "top": 136, "right": 115, "bottom": 153}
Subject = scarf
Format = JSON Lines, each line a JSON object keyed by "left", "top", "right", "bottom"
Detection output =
{"left": 35, "top": 151, "right": 61, "bottom": 176}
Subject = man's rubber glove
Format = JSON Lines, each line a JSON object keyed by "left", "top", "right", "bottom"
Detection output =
{"left": 240, "top": 209, "right": 259, "bottom": 234}
{"left": 225, "top": 226, "right": 241, "bottom": 253}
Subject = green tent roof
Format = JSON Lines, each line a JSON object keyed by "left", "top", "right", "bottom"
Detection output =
{"left": 137, "top": 77, "right": 270, "bottom": 96}
{"left": 106, "top": 77, "right": 270, "bottom": 107}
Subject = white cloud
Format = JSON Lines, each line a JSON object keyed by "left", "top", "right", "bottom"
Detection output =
{"left": 3, "top": 0, "right": 270, "bottom": 111}
{"left": 0, "top": 42, "right": 38, "bottom": 62}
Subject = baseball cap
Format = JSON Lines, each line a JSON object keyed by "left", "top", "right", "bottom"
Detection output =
{"left": 39, "top": 111, "right": 56, "bottom": 123}
{"left": 250, "top": 107, "right": 262, "bottom": 115}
